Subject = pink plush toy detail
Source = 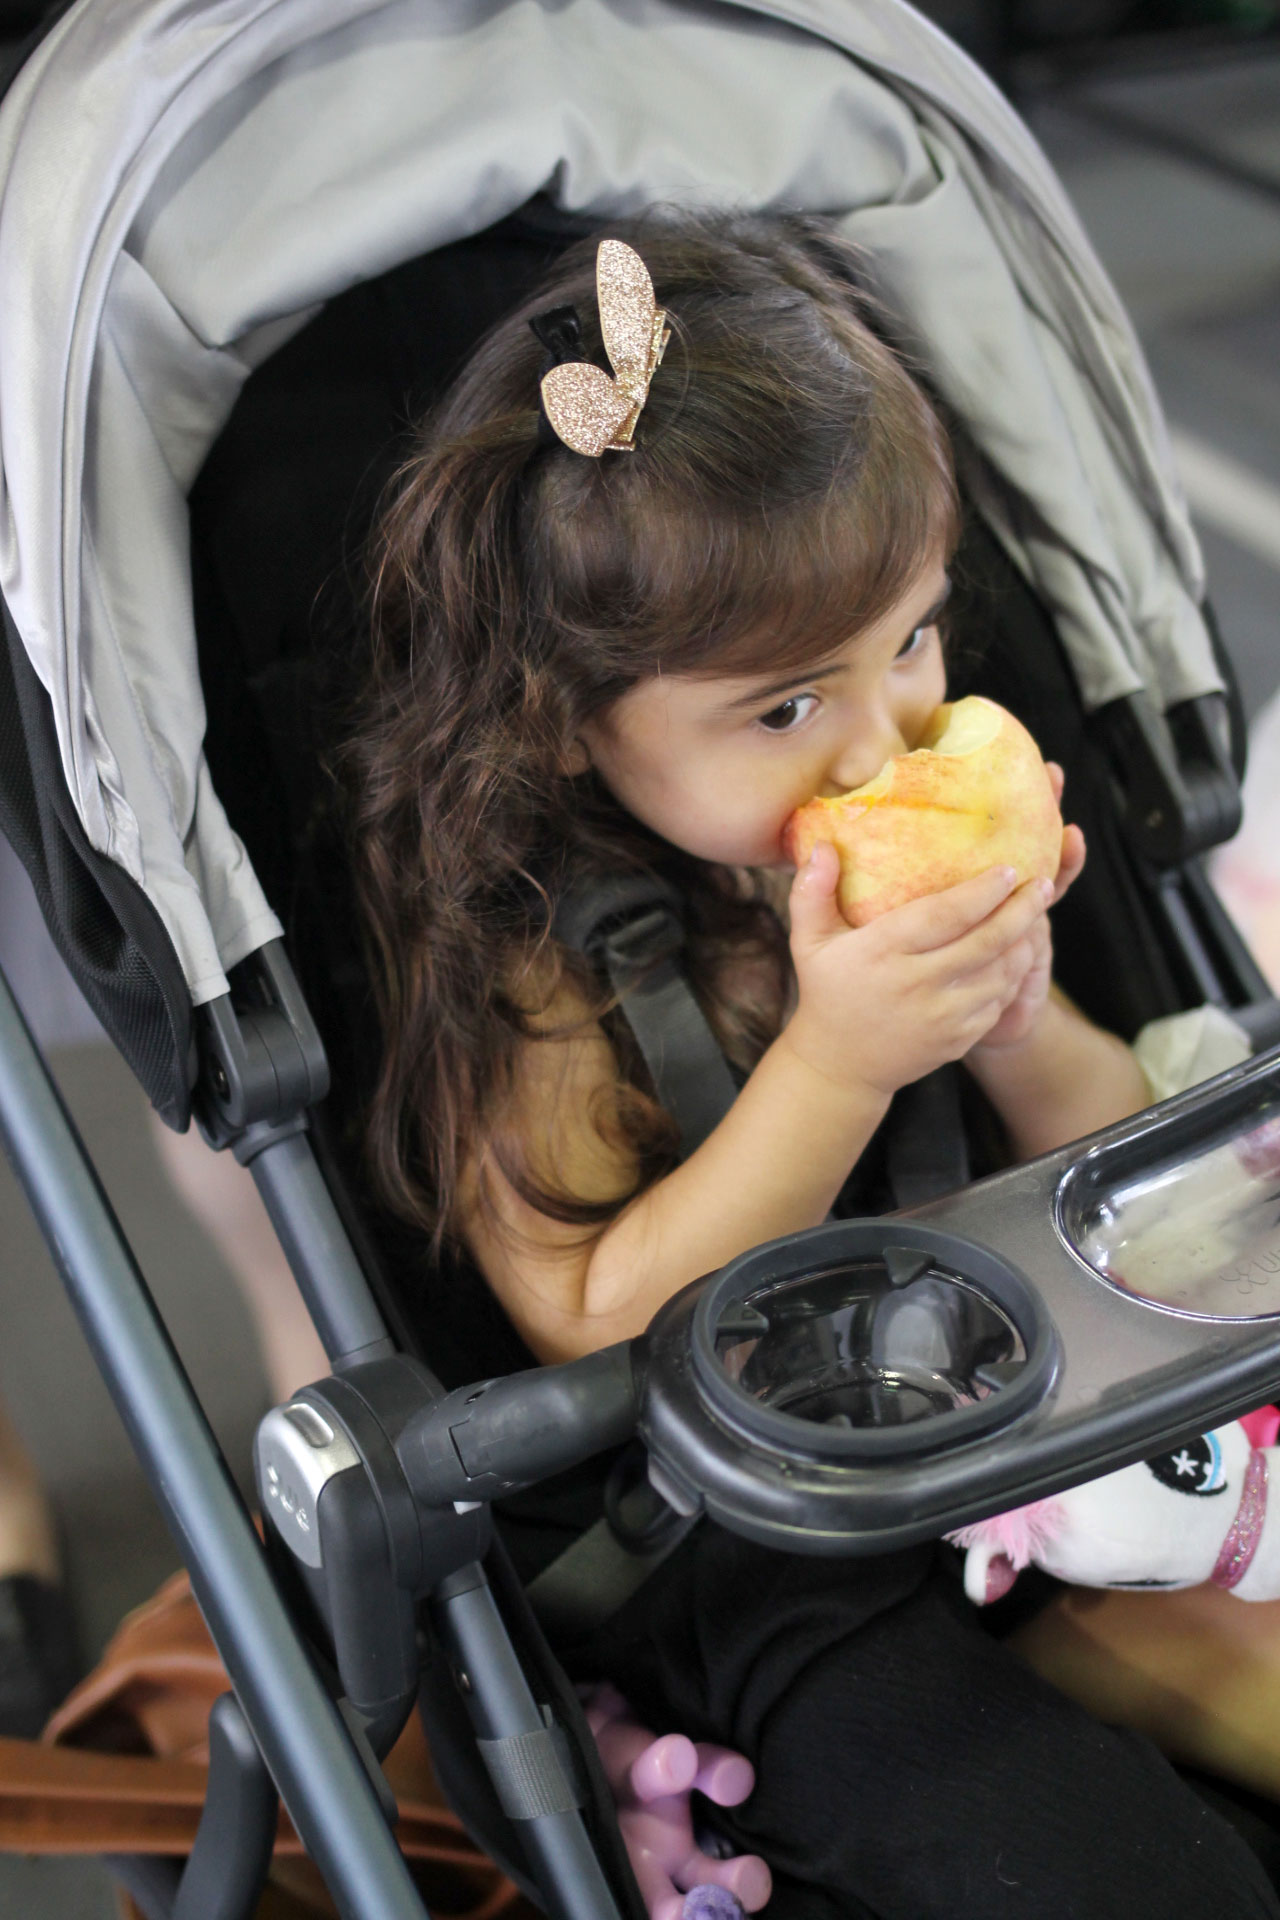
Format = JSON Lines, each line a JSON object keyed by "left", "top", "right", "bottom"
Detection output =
{"left": 584, "top": 1681, "right": 772, "bottom": 1920}
{"left": 949, "top": 1411, "right": 1280, "bottom": 1605}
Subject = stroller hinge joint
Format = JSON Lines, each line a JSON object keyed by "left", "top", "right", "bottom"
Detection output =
{"left": 197, "top": 940, "right": 329, "bottom": 1142}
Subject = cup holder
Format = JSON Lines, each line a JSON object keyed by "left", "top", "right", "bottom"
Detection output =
{"left": 690, "top": 1222, "right": 1056, "bottom": 1461}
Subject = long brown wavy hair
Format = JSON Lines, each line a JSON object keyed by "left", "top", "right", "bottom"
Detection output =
{"left": 344, "top": 209, "right": 959, "bottom": 1254}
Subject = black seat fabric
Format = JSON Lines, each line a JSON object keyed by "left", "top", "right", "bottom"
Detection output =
{"left": 185, "top": 208, "right": 1255, "bottom": 1344}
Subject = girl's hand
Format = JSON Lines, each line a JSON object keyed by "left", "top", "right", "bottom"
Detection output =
{"left": 970, "top": 762, "right": 1085, "bottom": 1052}
{"left": 784, "top": 842, "right": 1052, "bottom": 1101}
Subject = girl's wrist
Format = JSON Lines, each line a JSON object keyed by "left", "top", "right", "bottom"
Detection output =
{"left": 966, "top": 991, "right": 1148, "bottom": 1159}
{"left": 777, "top": 1008, "right": 896, "bottom": 1112}
{"left": 967, "top": 991, "right": 1057, "bottom": 1065}
{"left": 966, "top": 992, "right": 1070, "bottom": 1096}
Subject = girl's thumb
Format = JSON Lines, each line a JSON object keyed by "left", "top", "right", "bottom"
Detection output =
{"left": 789, "top": 842, "right": 846, "bottom": 942}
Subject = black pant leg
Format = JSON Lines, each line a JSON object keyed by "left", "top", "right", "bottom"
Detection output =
{"left": 714, "top": 1575, "right": 1280, "bottom": 1920}
{"left": 575, "top": 1534, "right": 1280, "bottom": 1920}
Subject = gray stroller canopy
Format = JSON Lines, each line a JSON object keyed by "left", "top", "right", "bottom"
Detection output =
{"left": 0, "top": 0, "right": 1220, "bottom": 1008}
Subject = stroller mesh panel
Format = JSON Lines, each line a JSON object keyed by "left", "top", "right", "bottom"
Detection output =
{"left": 0, "top": 603, "right": 192, "bottom": 1125}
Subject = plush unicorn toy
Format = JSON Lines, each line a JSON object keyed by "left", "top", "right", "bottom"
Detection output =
{"left": 950, "top": 1410, "right": 1280, "bottom": 1605}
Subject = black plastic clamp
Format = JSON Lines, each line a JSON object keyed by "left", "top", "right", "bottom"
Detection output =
{"left": 1097, "top": 689, "right": 1241, "bottom": 866}
{"left": 196, "top": 941, "right": 329, "bottom": 1144}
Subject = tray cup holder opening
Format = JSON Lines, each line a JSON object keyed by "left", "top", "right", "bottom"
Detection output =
{"left": 690, "top": 1224, "right": 1057, "bottom": 1463}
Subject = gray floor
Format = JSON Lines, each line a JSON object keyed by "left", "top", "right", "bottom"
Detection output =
{"left": 0, "top": 1023, "right": 269, "bottom": 1648}
{"left": 1022, "top": 54, "right": 1280, "bottom": 726}
{"left": 1, "top": 36, "right": 1279, "bottom": 1920}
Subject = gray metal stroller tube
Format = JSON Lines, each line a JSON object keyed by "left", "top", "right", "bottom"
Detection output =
{"left": 238, "top": 1120, "right": 395, "bottom": 1370}
{"left": 0, "top": 963, "right": 428, "bottom": 1920}
{"left": 199, "top": 943, "right": 395, "bottom": 1371}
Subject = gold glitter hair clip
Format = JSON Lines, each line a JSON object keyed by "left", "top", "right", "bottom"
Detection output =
{"left": 537, "top": 239, "right": 671, "bottom": 457}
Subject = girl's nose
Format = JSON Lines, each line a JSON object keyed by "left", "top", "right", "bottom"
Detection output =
{"left": 827, "top": 723, "right": 909, "bottom": 797}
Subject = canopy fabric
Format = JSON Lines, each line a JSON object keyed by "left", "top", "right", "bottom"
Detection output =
{"left": 0, "top": 0, "right": 1217, "bottom": 1006}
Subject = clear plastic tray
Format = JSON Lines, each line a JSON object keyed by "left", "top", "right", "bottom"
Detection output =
{"left": 1068, "top": 1108, "right": 1280, "bottom": 1319}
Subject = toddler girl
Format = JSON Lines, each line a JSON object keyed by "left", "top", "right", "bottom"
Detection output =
{"left": 347, "top": 212, "right": 1277, "bottom": 1919}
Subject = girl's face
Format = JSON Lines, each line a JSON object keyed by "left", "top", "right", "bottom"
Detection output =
{"left": 579, "top": 547, "right": 951, "bottom": 870}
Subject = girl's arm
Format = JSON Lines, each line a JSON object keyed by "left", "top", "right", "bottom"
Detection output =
{"left": 463, "top": 856, "right": 1050, "bottom": 1363}
{"left": 965, "top": 984, "right": 1150, "bottom": 1162}
{"left": 463, "top": 1015, "right": 892, "bottom": 1363}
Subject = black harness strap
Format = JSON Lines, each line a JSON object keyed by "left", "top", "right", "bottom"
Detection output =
{"left": 527, "top": 879, "right": 732, "bottom": 1646}
{"left": 554, "top": 876, "right": 739, "bottom": 1159}
{"left": 556, "top": 873, "right": 970, "bottom": 1207}
{"left": 530, "top": 878, "right": 971, "bottom": 1648}
{"left": 525, "top": 1459, "right": 697, "bottom": 1648}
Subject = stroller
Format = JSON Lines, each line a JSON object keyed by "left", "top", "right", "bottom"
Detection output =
{"left": 2, "top": 0, "right": 1280, "bottom": 1914}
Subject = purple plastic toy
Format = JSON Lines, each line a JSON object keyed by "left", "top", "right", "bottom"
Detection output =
{"left": 584, "top": 1681, "right": 772, "bottom": 1920}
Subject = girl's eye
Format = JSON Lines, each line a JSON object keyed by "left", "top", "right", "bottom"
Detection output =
{"left": 756, "top": 693, "right": 819, "bottom": 734}
{"left": 896, "top": 624, "right": 929, "bottom": 660}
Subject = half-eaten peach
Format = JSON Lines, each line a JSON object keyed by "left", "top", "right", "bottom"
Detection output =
{"left": 783, "top": 696, "right": 1063, "bottom": 927}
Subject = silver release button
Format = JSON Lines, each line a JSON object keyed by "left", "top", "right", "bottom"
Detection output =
{"left": 254, "top": 1400, "right": 359, "bottom": 1570}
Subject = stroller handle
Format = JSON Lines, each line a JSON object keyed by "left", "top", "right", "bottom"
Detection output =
{"left": 399, "top": 1343, "right": 641, "bottom": 1505}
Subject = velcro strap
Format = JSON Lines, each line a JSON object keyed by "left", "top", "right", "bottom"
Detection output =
{"left": 475, "top": 1723, "right": 582, "bottom": 1821}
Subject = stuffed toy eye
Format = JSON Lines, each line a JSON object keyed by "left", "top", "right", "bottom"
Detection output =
{"left": 1145, "top": 1431, "right": 1227, "bottom": 1497}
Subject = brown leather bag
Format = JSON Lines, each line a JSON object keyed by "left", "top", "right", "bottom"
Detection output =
{"left": 0, "top": 1569, "right": 536, "bottom": 1920}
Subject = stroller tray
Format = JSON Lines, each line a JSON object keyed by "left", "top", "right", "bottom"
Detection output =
{"left": 637, "top": 1041, "right": 1280, "bottom": 1554}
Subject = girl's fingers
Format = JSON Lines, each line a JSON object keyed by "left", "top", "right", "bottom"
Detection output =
{"left": 794, "top": 843, "right": 1062, "bottom": 972}
{"left": 897, "top": 866, "right": 1055, "bottom": 961}
{"left": 960, "top": 875, "right": 1054, "bottom": 956}
{"left": 888, "top": 865, "right": 1020, "bottom": 954}
{"left": 788, "top": 841, "right": 849, "bottom": 947}
{"left": 954, "top": 932, "right": 1038, "bottom": 1004}
{"left": 1045, "top": 760, "right": 1065, "bottom": 805}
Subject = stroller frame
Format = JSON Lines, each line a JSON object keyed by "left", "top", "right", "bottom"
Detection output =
{"left": 0, "top": 961, "right": 431, "bottom": 1918}
{"left": 4, "top": 3, "right": 1280, "bottom": 1917}
{"left": 0, "top": 937, "right": 639, "bottom": 1919}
